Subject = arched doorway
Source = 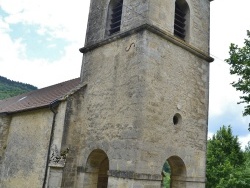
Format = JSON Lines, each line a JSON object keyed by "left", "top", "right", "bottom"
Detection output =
{"left": 162, "top": 156, "right": 187, "bottom": 188}
{"left": 85, "top": 149, "right": 109, "bottom": 188}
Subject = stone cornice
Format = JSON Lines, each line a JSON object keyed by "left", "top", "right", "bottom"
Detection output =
{"left": 108, "top": 170, "right": 162, "bottom": 181}
{"left": 79, "top": 23, "right": 214, "bottom": 63}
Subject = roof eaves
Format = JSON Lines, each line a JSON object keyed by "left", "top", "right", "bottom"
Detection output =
{"left": 0, "top": 79, "right": 85, "bottom": 115}
{"left": 4, "top": 82, "right": 88, "bottom": 114}
{"left": 57, "top": 82, "right": 88, "bottom": 102}
{"left": 0, "top": 112, "right": 9, "bottom": 116}
{"left": 1, "top": 104, "right": 52, "bottom": 115}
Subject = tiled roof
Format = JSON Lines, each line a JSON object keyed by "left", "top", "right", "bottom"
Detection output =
{"left": 0, "top": 78, "right": 81, "bottom": 114}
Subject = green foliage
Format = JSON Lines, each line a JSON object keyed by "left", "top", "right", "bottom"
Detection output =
{"left": 225, "top": 30, "right": 250, "bottom": 116}
{"left": 162, "top": 161, "right": 171, "bottom": 188}
{"left": 216, "top": 167, "right": 250, "bottom": 188}
{"left": 162, "top": 170, "right": 170, "bottom": 188}
{"left": 206, "top": 125, "right": 250, "bottom": 188}
{"left": 244, "top": 141, "right": 250, "bottom": 176}
{"left": 0, "top": 76, "right": 37, "bottom": 100}
{"left": 245, "top": 141, "right": 250, "bottom": 152}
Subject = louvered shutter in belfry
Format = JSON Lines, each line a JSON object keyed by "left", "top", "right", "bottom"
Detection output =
{"left": 109, "top": 0, "right": 123, "bottom": 35}
{"left": 174, "top": 3, "right": 186, "bottom": 39}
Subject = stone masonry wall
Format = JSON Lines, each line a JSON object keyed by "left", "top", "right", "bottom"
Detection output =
{"left": 0, "top": 114, "right": 11, "bottom": 173}
{"left": 85, "top": 0, "right": 108, "bottom": 45}
{"left": 85, "top": 0, "right": 148, "bottom": 46}
{"left": 60, "top": 87, "right": 87, "bottom": 188}
{"left": 85, "top": 0, "right": 210, "bottom": 54}
{"left": 79, "top": 28, "right": 209, "bottom": 187}
{"left": 47, "top": 101, "right": 68, "bottom": 188}
{"left": 135, "top": 30, "right": 209, "bottom": 184}
{"left": 81, "top": 32, "right": 145, "bottom": 175}
{"left": 148, "top": 0, "right": 210, "bottom": 53}
{"left": 0, "top": 109, "right": 54, "bottom": 188}
{"left": 85, "top": 0, "right": 149, "bottom": 46}
{"left": 62, "top": 32, "right": 147, "bottom": 187}
{"left": 72, "top": 0, "right": 211, "bottom": 186}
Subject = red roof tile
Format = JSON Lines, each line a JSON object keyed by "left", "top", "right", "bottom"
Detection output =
{"left": 0, "top": 78, "right": 81, "bottom": 114}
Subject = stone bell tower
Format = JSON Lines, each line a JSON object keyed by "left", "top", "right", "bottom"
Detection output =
{"left": 78, "top": 0, "right": 214, "bottom": 187}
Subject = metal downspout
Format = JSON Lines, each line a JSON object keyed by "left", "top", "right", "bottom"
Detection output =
{"left": 43, "top": 100, "right": 59, "bottom": 188}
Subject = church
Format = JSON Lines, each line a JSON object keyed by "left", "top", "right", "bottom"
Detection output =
{"left": 0, "top": 0, "right": 214, "bottom": 187}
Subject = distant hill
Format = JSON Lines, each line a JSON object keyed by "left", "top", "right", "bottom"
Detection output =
{"left": 0, "top": 76, "right": 37, "bottom": 100}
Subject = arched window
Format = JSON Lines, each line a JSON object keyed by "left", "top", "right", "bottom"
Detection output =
{"left": 162, "top": 156, "right": 187, "bottom": 188}
{"left": 106, "top": 0, "right": 123, "bottom": 36}
{"left": 174, "top": 0, "right": 190, "bottom": 40}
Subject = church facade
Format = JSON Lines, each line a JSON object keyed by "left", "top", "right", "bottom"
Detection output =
{"left": 0, "top": 0, "right": 214, "bottom": 187}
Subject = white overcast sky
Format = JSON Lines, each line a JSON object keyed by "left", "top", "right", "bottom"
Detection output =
{"left": 0, "top": 0, "right": 250, "bottom": 148}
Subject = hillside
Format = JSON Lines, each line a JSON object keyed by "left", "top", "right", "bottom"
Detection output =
{"left": 0, "top": 76, "right": 37, "bottom": 100}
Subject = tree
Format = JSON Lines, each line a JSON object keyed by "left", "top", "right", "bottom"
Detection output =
{"left": 225, "top": 30, "right": 250, "bottom": 116}
{"left": 244, "top": 141, "right": 250, "bottom": 176}
{"left": 206, "top": 125, "right": 248, "bottom": 188}
{"left": 0, "top": 76, "right": 37, "bottom": 100}
{"left": 245, "top": 141, "right": 250, "bottom": 152}
{"left": 162, "top": 161, "right": 171, "bottom": 188}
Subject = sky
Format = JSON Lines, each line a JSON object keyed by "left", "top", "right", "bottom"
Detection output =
{"left": 0, "top": 0, "right": 250, "bottom": 149}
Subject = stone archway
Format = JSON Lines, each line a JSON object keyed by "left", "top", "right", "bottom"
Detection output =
{"left": 84, "top": 149, "right": 109, "bottom": 188}
{"left": 162, "top": 156, "right": 187, "bottom": 188}
{"left": 97, "top": 157, "right": 109, "bottom": 188}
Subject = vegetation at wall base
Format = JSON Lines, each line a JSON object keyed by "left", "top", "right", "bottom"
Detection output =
{"left": 162, "top": 161, "right": 171, "bottom": 188}
{"left": 0, "top": 76, "right": 37, "bottom": 100}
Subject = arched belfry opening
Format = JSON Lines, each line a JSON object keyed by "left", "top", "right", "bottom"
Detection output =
{"left": 84, "top": 149, "right": 109, "bottom": 188}
{"left": 162, "top": 156, "right": 187, "bottom": 188}
{"left": 174, "top": 0, "right": 190, "bottom": 41}
{"left": 106, "top": 0, "right": 123, "bottom": 36}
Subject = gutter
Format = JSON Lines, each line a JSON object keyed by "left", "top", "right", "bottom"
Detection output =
{"left": 41, "top": 83, "right": 87, "bottom": 187}
{"left": 42, "top": 99, "right": 60, "bottom": 188}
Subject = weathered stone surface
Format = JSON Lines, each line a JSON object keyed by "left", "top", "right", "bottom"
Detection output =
{"left": 72, "top": 26, "right": 209, "bottom": 186}
{"left": 48, "top": 167, "right": 64, "bottom": 188}
{"left": 0, "top": 100, "right": 70, "bottom": 188}
{"left": 85, "top": 0, "right": 210, "bottom": 53}
{"left": 0, "top": 0, "right": 213, "bottom": 187}
{"left": 0, "top": 114, "right": 11, "bottom": 171}
{"left": 72, "top": 0, "right": 211, "bottom": 186}
{"left": 108, "top": 176, "right": 161, "bottom": 188}
{"left": 0, "top": 109, "right": 53, "bottom": 188}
